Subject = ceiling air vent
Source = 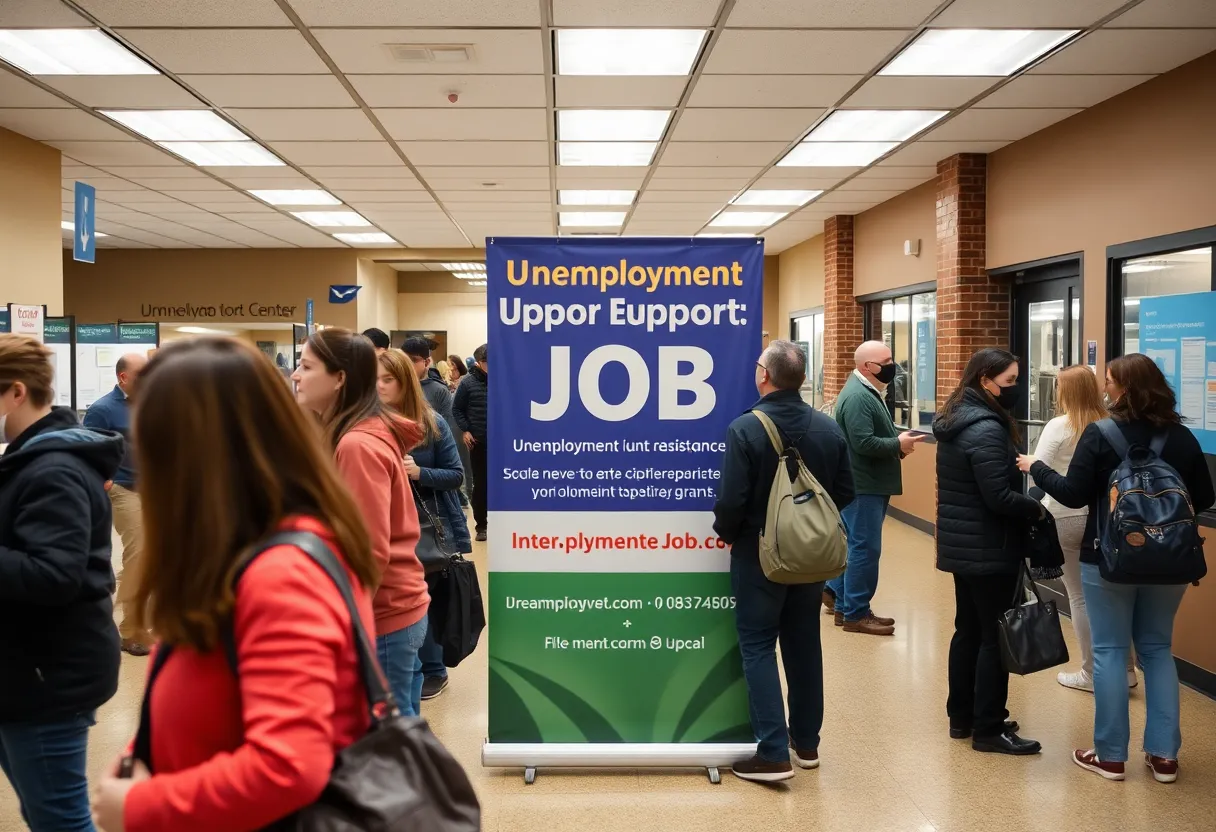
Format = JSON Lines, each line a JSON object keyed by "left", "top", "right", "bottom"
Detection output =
{"left": 386, "top": 43, "right": 475, "bottom": 63}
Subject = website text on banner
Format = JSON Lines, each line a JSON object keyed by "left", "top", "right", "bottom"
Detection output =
{"left": 486, "top": 238, "right": 764, "bottom": 749}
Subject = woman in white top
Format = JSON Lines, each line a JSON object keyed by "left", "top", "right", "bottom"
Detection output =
{"left": 1033, "top": 365, "right": 1136, "bottom": 692}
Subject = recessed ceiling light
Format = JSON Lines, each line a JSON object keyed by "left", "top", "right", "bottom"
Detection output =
{"left": 441, "top": 262, "right": 485, "bottom": 271}
{"left": 708, "top": 211, "right": 787, "bottom": 228}
{"left": 102, "top": 109, "right": 245, "bottom": 142}
{"left": 248, "top": 189, "right": 340, "bottom": 206}
{"left": 467, "top": 280, "right": 487, "bottom": 287}
{"left": 559, "top": 190, "right": 637, "bottom": 206}
{"left": 334, "top": 232, "right": 396, "bottom": 245}
{"left": 159, "top": 141, "right": 284, "bottom": 166}
{"left": 291, "top": 210, "right": 371, "bottom": 228}
{"left": 0, "top": 29, "right": 158, "bottom": 75}
{"left": 880, "top": 29, "right": 1078, "bottom": 77}
{"left": 732, "top": 190, "right": 822, "bottom": 207}
{"left": 61, "top": 220, "right": 108, "bottom": 238}
{"left": 558, "top": 110, "right": 671, "bottom": 142}
{"left": 558, "top": 142, "right": 656, "bottom": 166}
{"left": 452, "top": 272, "right": 485, "bottom": 280}
{"left": 777, "top": 142, "right": 898, "bottom": 167}
{"left": 697, "top": 232, "right": 757, "bottom": 238}
{"left": 808, "top": 110, "right": 948, "bottom": 142}
{"left": 556, "top": 29, "right": 706, "bottom": 76}
{"left": 559, "top": 211, "right": 627, "bottom": 227}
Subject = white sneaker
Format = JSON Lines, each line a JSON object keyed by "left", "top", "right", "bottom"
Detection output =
{"left": 1128, "top": 670, "right": 1139, "bottom": 689}
{"left": 1058, "top": 670, "right": 1094, "bottom": 692}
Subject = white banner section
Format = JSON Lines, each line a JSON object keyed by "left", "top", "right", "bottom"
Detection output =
{"left": 488, "top": 510, "right": 730, "bottom": 573}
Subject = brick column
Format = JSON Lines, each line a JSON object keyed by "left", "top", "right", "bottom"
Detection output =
{"left": 935, "top": 153, "right": 1008, "bottom": 404}
{"left": 823, "top": 214, "right": 862, "bottom": 403}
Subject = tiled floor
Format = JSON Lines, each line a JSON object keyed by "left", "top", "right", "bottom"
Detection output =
{"left": 4, "top": 519, "right": 1216, "bottom": 831}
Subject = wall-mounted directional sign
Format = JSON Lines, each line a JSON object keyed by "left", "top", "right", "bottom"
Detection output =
{"left": 74, "top": 181, "right": 96, "bottom": 264}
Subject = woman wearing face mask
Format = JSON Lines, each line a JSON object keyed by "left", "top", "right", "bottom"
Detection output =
{"left": 934, "top": 348, "right": 1044, "bottom": 756}
{"left": 293, "top": 330, "right": 430, "bottom": 716}
{"left": 1017, "top": 355, "right": 1214, "bottom": 783}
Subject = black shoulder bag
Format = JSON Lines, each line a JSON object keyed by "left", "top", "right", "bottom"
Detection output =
{"left": 126, "top": 531, "right": 481, "bottom": 831}
{"left": 412, "top": 482, "right": 457, "bottom": 575}
{"left": 997, "top": 561, "right": 1070, "bottom": 676}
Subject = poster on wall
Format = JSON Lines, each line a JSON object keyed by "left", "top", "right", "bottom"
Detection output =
{"left": 8, "top": 304, "right": 45, "bottom": 342}
{"left": 45, "top": 318, "right": 74, "bottom": 408}
{"left": 75, "top": 323, "right": 159, "bottom": 409}
{"left": 1140, "top": 291, "right": 1216, "bottom": 453}
{"left": 484, "top": 237, "right": 763, "bottom": 774}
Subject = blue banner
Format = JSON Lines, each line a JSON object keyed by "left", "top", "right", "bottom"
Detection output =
{"left": 485, "top": 237, "right": 764, "bottom": 749}
{"left": 1140, "top": 291, "right": 1216, "bottom": 454}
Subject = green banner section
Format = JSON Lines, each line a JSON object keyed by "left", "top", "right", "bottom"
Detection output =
{"left": 488, "top": 572, "right": 750, "bottom": 745}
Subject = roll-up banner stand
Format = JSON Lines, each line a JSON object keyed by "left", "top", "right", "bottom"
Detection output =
{"left": 75, "top": 322, "right": 159, "bottom": 410}
{"left": 484, "top": 236, "right": 764, "bottom": 784}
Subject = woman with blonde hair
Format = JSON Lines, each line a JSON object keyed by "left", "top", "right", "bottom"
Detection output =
{"left": 1031, "top": 366, "right": 1134, "bottom": 693}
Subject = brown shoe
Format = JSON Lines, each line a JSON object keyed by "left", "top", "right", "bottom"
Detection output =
{"left": 841, "top": 614, "right": 895, "bottom": 636}
{"left": 833, "top": 611, "right": 844, "bottom": 627}
{"left": 732, "top": 754, "right": 794, "bottom": 783}
{"left": 789, "top": 738, "right": 819, "bottom": 770}
{"left": 821, "top": 590, "right": 835, "bottom": 615}
{"left": 868, "top": 611, "right": 895, "bottom": 626}
{"left": 1074, "top": 749, "right": 1125, "bottom": 780}
{"left": 122, "top": 639, "right": 152, "bottom": 657}
{"left": 1145, "top": 754, "right": 1178, "bottom": 783}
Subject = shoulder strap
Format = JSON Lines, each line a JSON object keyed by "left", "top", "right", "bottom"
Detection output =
{"left": 1096, "top": 418, "right": 1130, "bottom": 458}
{"left": 751, "top": 410, "right": 784, "bottom": 456}
{"left": 131, "top": 643, "right": 174, "bottom": 770}
{"left": 1149, "top": 431, "right": 1168, "bottom": 457}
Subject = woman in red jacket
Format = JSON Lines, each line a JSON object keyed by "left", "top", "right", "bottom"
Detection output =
{"left": 293, "top": 330, "right": 430, "bottom": 716}
{"left": 89, "top": 337, "right": 381, "bottom": 832}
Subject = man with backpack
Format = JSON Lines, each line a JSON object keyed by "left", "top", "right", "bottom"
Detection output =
{"left": 713, "top": 340, "right": 854, "bottom": 783}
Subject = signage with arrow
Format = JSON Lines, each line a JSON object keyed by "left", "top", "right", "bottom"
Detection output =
{"left": 74, "top": 181, "right": 97, "bottom": 264}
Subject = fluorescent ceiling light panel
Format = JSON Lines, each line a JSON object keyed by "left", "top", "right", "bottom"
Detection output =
{"left": 159, "top": 141, "right": 284, "bottom": 167}
{"left": 467, "top": 280, "right": 487, "bottom": 287}
{"left": 809, "top": 110, "right": 947, "bottom": 142}
{"left": 698, "top": 232, "right": 757, "bottom": 237}
{"left": 453, "top": 272, "right": 485, "bottom": 280}
{"left": 291, "top": 211, "right": 372, "bottom": 228}
{"left": 558, "top": 142, "right": 656, "bottom": 166}
{"left": 732, "top": 190, "right": 822, "bottom": 207}
{"left": 103, "top": 110, "right": 244, "bottom": 142}
{"left": 778, "top": 141, "right": 897, "bottom": 167}
{"left": 708, "top": 211, "right": 787, "bottom": 228}
{"left": 248, "top": 189, "right": 340, "bottom": 206}
{"left": 559, "top": 190, "right": 636, "bottom": 206}
{"left": 559, "top": 211, "right": 628, "bottom": 227}
{"left": 0, "top": 29, "right": 158, "bottom": 75}
{"left": 61, "top": 221, "right": 108, "bottom": 238}
{"left": 441, "top": 262, "right": 485, "bottom": 271}
{"left": 334, "top": 232, "right": 396, "bottom": 245}
{"left": 558, "top": 110, "right": 670, "bottom": 142}
{"left": 556, "top": 29, "right": 706, "bottom": 76}
{"left": 880, "top": 29, "right": 1078, "bottom": 77}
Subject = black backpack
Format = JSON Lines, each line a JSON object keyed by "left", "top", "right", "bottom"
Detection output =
{"left": 1095, "top": 419, "right": 1206, "bottom": 584}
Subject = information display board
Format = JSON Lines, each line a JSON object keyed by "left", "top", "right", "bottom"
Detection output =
{"left": 45, "top": 318, "right": 74, "bottom": 408}
{"left": 75, "top": 323, "right": 158, "bottom": 409}
{"left": 484, "top": 237, "right": 763, "bottom": 774}
{"left": 1140, "top": 291, "right": 1216, "bottom": 453}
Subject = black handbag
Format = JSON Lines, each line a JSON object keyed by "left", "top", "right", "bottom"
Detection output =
{"left": 126, "top": 531, "right": 481, "bottom": 831}
{"left": 413, "top": 483, "right": 456, "bottom": 575}
{"left": 997, "top": 562, "right": 1070, "bottom": 676}
{"left": 1025, "top": 503, "right": 1065, "bottom": 581}
{"left": 427, "top": 555, "right": 485, "bottom": 668}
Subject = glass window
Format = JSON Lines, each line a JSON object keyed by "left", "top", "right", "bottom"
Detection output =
{"left": 867, "top": 290, "right": 937, "bottom": 430}
{"left": 1122, "top": 246, "right": 1212, "bottom": 353}
{"left": 911, "top": 293, "right": 937, "bottom": 431}
{"left": 791, "top": 310, "right": 824, "bottom": 409}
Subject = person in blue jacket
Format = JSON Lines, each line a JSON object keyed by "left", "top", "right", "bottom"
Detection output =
{"left": 377, "top": 350, "right": 471, "bottom": 701}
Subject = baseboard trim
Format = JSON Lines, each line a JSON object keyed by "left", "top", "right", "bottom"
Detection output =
{"left": 1177, "top": 656, "right": 1216, "bottom": 701}
{"left": 886, "top": 504, "right": 934, "bottom": 537}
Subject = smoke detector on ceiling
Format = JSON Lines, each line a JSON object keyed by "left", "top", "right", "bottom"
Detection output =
{"left": 386, "top": 43, "right": 475, "bottom": 63}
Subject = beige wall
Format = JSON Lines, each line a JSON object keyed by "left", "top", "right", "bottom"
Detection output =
{"left": 854, "top": 182, "right": 937, "bottom": 297}
{"left": 397, "top": 293, "right": 486, "bottom": 360}
{"left": 63, "top": 249, "right": 359, "bottom": 328}
{"left": 762, "top": 255, "right": 780, "bottom": 344}
{"left": 356, "top": 259, "right": 399, "bottom": 333}
{"left": 777, "top": 233, "right": 825, "bottom": 331}
{"left": 0, "top": 127, "right": 63, "bottom": 313}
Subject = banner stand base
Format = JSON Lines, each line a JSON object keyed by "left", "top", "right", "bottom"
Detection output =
{"left": 482, "top": 742, "right": 754, "bottom": 785}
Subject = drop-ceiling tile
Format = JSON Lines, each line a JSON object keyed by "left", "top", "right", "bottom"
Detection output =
{"left": 856, "top": 165, "right": 937, "bottom": 179}
{"left": 0, "top": 0, "right": 90, "bottom": 26}
{"left": 419, "top": 165, "right": 549, "bottom": 180}
{"left": 116, "top": 29, "right": 328, "bottom": 74}
{"left": 976, "top": 74, "right": 1156, "bottom": 108}
{"left": 180, "top": 75, "right": 355, "bottom": 108}
{"left": 661, "top": 142, "right": 788, "bottom": 166}
{"left": 729, "top": 0, "right": 943, "bottom": 26}
{"left": 933, "top": 0, "right": 1129, "bottom": 27}
{"left": 399, "top": 141, "right": 549, "bottom": 166}
{"left": 306, "top": 165, "right": 418, "bottom": 180}
{"left": 705, "top": 30, "right": 909, "bottom": 74}
{"left": 375, "top": 108, "right": 547, "bottom": 141}
{"left": 638, "top": 191, "right": 736, "bottom": 204}
{"left": 689, "top": 75, "right": 863, "bottom": 108}
{"left": 0, "top": 109, "right": 130, "bottom": 141}
{"left": 752, "top": 167, "right": 862, "bottom": 186}
{"left": 925, "top": 108, "right": 1082, "bottom": 142}
{"left": 269, "top": 141, "right": 403, "bottom": 166}
{"left": 45, "top": 75, "right": 206, "bottom": 109}
{"left": 671, "top": 109, "right": 818, "bottom": 142}
{"left": 336, "top": 192, "right": 438, "bottom": 203}
{"left": 74, "top": 0, "right": 290, "bottom": 26}
{"left": 290, "top": 0, "right": 540, "bottom": 26}
{"left": 324, "top": 178, "right": 425, "bottom": 192}
{"left": 313, "top": 29, "right": 545, "bottom": 75}
{"left": 837, "top": 176, "right": 931, "bottom": 191}
{"left": 229, "top": 109, "right": 380, "bottom": 141}
{"left": 553, "top": 0, "right": 719, "bottom": 25}
{"left": 158, "top": 189, "right": 255, "bottom": 203}
{"left": 647, "top": 177, "right": 753, "bottom": 191}
{"left": 1110, "top": 0, "right": 1216, "bottom": 27}
{"left": 351, "top": 75, "right": 546, "bottom": 108}
{"left": 1029, "top": 29, "right": 1216, "bottom": 75}
{"left": 879, "top": 140, "right": 1010, "bottom": 166}
{"left": 554, "top": 170, "right": 648, "bottom": 188}
{"left": 122, "top": 176, "right": 229, "bottom": 191}
{"left": 99, "top": 164, "right": 211, "bottom": 178}
{"left": 436, "top": 190, "right": 550, "bottom": 203}
{"left": 0, "top": 73, "right": 71, "bottom": 108}
{"left": 554, "top": 76, "right": 688, "bottom": 108}
{"left": 845, "top": 76, "right": 995, "bottom": 109}
{"left": 51, "top": 141, "right": 179, "bottom": 166}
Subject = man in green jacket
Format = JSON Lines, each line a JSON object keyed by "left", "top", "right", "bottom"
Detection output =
{"left": 825, "top": 341, "right": 925, "bottom": 635}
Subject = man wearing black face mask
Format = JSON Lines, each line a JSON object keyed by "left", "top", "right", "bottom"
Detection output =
{"left": 824, "top": 341, "right": 925, "bottom": 636}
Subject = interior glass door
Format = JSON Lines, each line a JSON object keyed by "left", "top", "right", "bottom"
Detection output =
{"left": 1012, "top": 275, "right": 1082, "bottom": 453}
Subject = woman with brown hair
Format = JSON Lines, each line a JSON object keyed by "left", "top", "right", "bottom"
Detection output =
{"left": 1018, "top": 354, "right": 1214, "bottom": 783}
{"left": 293, "top": 330, "right": 429, "bottom": 717}
{"left": 1030, "top": 366, "right": 1135, "bottom": 693}
{"left": 446, "top": 354, "right": 467, "bottom": 393}
{"left": 87, "top": 337, "right": 380, "bottom": 832}
{"left": 0, "top": 334, "right": 122, "bottom": 831}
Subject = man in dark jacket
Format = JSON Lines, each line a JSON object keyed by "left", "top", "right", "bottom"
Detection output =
{"left": 713, "top": 340, "right": 854, "bottom": 783}
{"left": 401, "top": 336, "right": 461, "bottom": 440}
{"left": 454, "top": 343, "right": 488, "bottom": 541}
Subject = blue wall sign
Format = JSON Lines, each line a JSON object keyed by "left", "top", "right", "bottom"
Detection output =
{"left": 74, "top": 181, "right": 96, "bottom": 264}
{"left": 305, "top": 298, "right": 314, "bottom": 330}
{"left": 329, "top": 285, "right": 362, "bottom": 304}
{"left": 1140, "top": 291, "right": 1216, "bottom": 454}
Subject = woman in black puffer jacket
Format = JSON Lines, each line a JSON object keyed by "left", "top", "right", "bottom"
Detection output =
{"left": 934, "top": 348, "right": 1044, "bottom": 757}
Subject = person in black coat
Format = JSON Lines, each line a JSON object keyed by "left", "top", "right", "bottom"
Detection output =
{"left": 0, "top": 334, "right": 123, "bottom": 831}
{"left": 453, "top": 343, "right": 488, "bottom": 540}
{"left": 934, "top": 348, "right": 1043, "bottom": 756}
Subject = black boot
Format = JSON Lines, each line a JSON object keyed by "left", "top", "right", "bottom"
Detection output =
{"left": 972, "top": 730, "right": 1041, "bottom": 756}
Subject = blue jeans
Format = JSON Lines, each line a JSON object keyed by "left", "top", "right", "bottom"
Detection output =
{"left": 376, "top": 618, "right": 428, "bottom": 717}
{"left": 0, "top": 711, "right": 96, "bottom": 831}
{"left": 1081, "top": 563, "right": 1186, "bottom": 762}
{"left": 731, "top": 554, "right": 824, "bottom": 762}
{"left": 826, "top": 494, "right": 890, "bottom": 621}
{"left": 419, "top": 617, "right": 447, "bottom": 680}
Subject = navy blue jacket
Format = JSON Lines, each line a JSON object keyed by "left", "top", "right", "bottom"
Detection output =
{"left": 82, "top": 385, "right": 136, "bottom": 489}
{"left": 713, "top": 389, "right": 856, "bottom": 560}
{"left": 412, "top": 416, "right": 472, "bottom": 554}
